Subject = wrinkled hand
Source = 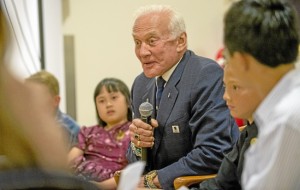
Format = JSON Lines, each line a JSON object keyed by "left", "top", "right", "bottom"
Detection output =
{"left": 137, "top": 176, "right": 145, "bottom": 188}
{"left": 129, "top": 118, "right": 158, "bottom": 148}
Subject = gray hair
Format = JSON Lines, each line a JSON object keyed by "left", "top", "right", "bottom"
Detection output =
{"left": 133, "top": 5, "right": 186, "bottom": 39}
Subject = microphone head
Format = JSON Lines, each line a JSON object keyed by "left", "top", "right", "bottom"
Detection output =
{"left": 139, "top": 102, "right": 153, "bottom": 117}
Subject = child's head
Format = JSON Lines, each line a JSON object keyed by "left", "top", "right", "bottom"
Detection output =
{"left": 25, "top": 70, "right": 60, "bottom": 96}
{"left": 223, "top": 66, "right": 260, "bottom": 123}
{"left": 25, "top": 70, "right": 60, "bottom": 114}
{"left": 93, "top": 78, "right": 132, "bottom": 127}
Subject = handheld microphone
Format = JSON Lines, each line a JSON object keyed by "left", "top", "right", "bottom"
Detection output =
{"left": 138, "top": 102, "right": 153, "bottom": 162}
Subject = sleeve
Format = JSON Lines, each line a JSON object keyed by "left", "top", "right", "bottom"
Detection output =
{"left": 126, "top": 77, "right": 140, "bottom": 163}
{"left": 157, "top": 61, "right": 239, "bottom": 189}
{"left": 126, "top": 73, "right": 149, "bottom": 163}
{"left": 199, "top": 140, "right": 241, "bottom": 190}
{"left": 126, "top": 143, "right": 140, "bottom": 163}
{"left": 75, "top": 126, "right": 89, "bottom": 151}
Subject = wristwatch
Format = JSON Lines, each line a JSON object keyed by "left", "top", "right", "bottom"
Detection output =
{"left": 144, "top": 170, "right": 158, "bottom": 188}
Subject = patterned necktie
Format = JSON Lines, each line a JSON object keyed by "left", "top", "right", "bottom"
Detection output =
{"left": 156, "top": 76, "right": 166, "bottom": 111}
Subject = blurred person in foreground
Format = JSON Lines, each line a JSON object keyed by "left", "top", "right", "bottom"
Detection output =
{"left": 126, "top": 4, "right": 239, "bottom": 189}
{"left": 0, "top": 7, "right": 98, "bottom": 189}
{"left": 25, "top": 70, "right": 80, "bottom": 147}
{"left": 224, "top": 0, "right": 300, "bottom": 189}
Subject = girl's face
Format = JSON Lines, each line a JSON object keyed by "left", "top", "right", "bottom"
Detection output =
{"left": 223, "top": 67, "right": 259, "bottom": 121}
{"left": 95, "top": 86, "right": 128, "bottom": 128}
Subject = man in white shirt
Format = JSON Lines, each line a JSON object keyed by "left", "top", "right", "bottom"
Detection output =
{"left": 223, "top": 0, "right": 300, "bottom": 189}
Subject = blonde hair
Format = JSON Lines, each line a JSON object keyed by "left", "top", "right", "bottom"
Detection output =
{"left": 26, "top": 70, "right": 60, "bottom": 96}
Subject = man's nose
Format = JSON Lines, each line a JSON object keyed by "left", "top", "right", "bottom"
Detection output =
{"left": 139, "top": 42, "right": 151, "bottom": 57}
{"left": 223, "top": 90, "right": 229, "bottom": 101}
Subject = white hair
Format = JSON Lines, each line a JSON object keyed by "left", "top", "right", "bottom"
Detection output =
{"left": 133, "top": 5, "right": 186, "bottom": 39}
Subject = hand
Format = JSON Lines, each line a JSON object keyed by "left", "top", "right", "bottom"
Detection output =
{"left": 136, "top": 174, "right": 161, "bottom": 189}
{"left": 153, "top": 176, "right": 161, "bottom": 189}
{"left": 129, "top": 118, "right": 158, "bottom": 148}
{"left": 137, "top": 176, "right": 145, "bottom": 188}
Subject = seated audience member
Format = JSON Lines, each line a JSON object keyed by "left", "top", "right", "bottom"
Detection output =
{"left": 0, "top": 8, "right": 98, "bottom": 190}
{"left": 25, "top": 70, "right": 80, "bottom": 147}
{"left": 224, "top": 0, "right": 300, "bottom": 189}
{"left": 215, "top": 47, "right": 246, "bottom": 127}
{"left": 192, "top": 66, "right": 258, "bottom": 190}
{"left": 68, "top": 78, "right": 132, "bottom": 189}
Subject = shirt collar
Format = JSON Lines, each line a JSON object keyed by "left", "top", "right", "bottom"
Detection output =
{"left": 157, "top": 56, "right": 183, "bottom": 83}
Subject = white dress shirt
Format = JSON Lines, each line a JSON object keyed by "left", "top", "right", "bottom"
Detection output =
{"left": 242, "top": 67, "right": 300, "bottom": 189}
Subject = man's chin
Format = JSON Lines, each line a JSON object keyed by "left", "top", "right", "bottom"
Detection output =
{"left": 143, "top": 71, "right": 157, "bottom": 78}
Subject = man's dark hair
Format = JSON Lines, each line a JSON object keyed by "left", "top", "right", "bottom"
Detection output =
{"left": 224, "top": 0, "right": 299, "bottom": 67}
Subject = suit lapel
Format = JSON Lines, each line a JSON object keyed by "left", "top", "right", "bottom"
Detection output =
{"left": 152, "top": 51, "right": 191, "bottom": 155}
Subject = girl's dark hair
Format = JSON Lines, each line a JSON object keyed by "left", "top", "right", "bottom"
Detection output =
{"left": 93, "top": 78, "right": 132, "bottom": 127}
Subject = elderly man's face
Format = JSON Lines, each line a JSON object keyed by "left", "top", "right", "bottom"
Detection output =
{"left": 132, "top": 13, "right": 184, "bottom": 78}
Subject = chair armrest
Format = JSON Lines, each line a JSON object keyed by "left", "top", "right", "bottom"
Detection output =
{"left": 173, "top": 174, "right": 217, "bottom": 189}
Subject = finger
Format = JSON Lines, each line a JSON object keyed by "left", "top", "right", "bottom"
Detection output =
{"left": 131, "top": 127, "right": 151, "bottom": 141}
{"left": 134, "top": 134, "right": 154, "bottom": 146}
{"left": 139, "top": 135, "right": 154, "bottom": 143}
{"left": 137, "top": 177, "right": 145, "bottom": 188}
{"left": 134, "top": 133, "right": 140, "bottom": 140}
{"left": 137, "top": 128, "right": 153, "bottom": 137}
{"left": 132, "top": 135, "right": 149, "bottom": 147}
{"left": 133, "top": 119, "right": 152, "bottom": 130}
{"left": 129, "top": 123, "right": 138, "bottom": 132}
{"left": 129, "top": 130, "right": 137, "bottom": 140}
{"left": 135, "top": 140, "right": 154, "bottom": 148}
{"left": 150, "top": 118, "right": 159, "bottom": 128}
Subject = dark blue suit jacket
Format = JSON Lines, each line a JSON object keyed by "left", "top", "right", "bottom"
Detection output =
{"left": 127, "top": 50, "right": 239, "bottom": 189}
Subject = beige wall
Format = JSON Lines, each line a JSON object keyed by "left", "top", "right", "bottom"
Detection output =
{"left": 63, "top": 0, "right": 229, "bottom": 126}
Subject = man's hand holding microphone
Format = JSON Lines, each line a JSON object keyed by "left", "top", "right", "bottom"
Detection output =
{"left": 129, "top": 102, "right": 157, "bottom": 162}
{"left": 129, "top": 118, "right": 157, "bottom": 150}
{"left": 129, "top": 102, "right": 162, "bottom": 189}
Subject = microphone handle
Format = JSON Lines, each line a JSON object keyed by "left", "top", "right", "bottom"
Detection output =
{"left": 141, "top": 115, "right": 151, "bottom": 162}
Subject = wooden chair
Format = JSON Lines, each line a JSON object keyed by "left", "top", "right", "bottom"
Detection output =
{"left": 173, "top": 125, "right": 246, "bottom": 189}
{"left": 174, "top": 174, "right": 217, "bottom": 189}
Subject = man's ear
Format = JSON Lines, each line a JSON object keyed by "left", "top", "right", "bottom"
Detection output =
{"left": 54, "top": 95, "right": 61, "bottom": 108}
{"left": 176, "top": 32, "right": 187, "bottom": 52}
